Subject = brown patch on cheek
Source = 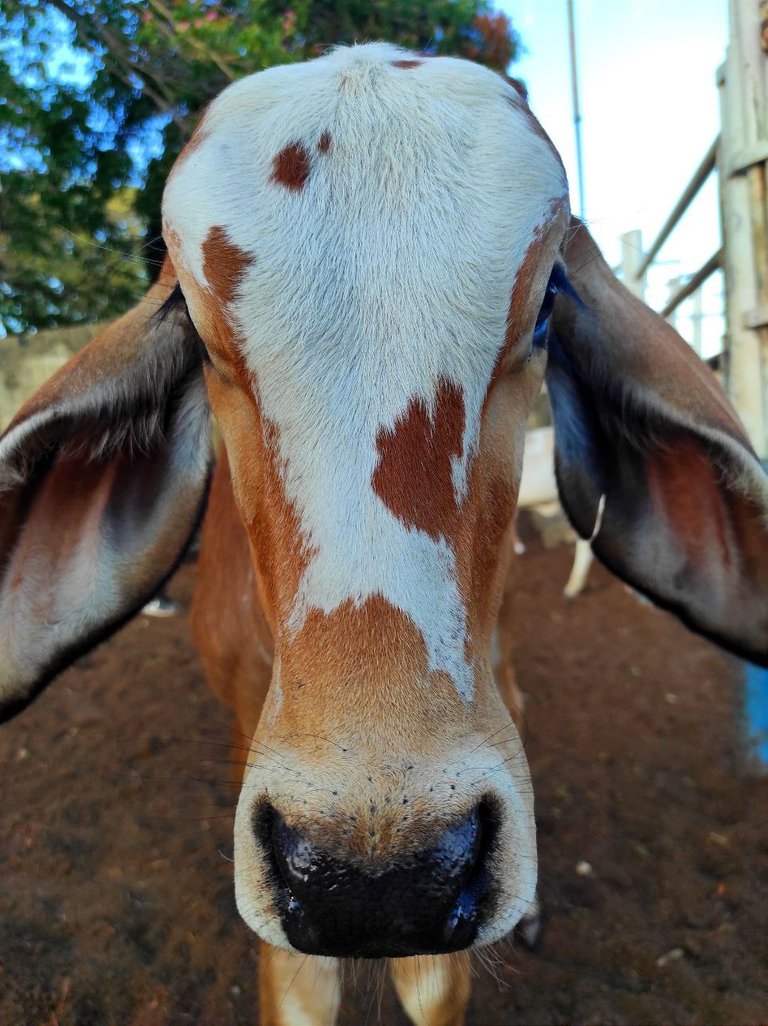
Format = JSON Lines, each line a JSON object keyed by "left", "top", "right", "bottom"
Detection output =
{"left": 459, "top": 375, "right": 536, "bottom": 645}
{"left": 372, "top": 380, "right": 466, "bottom": 540}
{"left": 272, "top": 142, "right": 311, "bottom": 191}
{"left": 471, "top": 471, "right": 517, "bottom": 630}
{"left": 205, "top": 369, "right": 312, "bottom": 628}
{"left": 317, "top": 131, "right": 332, "bottom": 154}
{"left": 392, "top": 59, "right": 423, "bottom": 69}
{"left": 170, "top": 225, "right": 311, "bottom": 625}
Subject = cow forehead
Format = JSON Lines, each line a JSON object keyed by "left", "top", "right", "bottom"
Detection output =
{"left": 164, "top": 43, "right": 567, "bottom": 332}
{"left": 163, "top": 44, "right": 568, "bottom": 701}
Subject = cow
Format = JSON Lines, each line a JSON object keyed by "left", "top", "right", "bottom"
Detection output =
{"left": 2, "top": 43, "right": 768, "bottom": 1026}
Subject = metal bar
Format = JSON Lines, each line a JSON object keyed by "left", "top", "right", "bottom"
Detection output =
{"left": 636, "top": 137, "right": 719, "bottom": 279}
{"left": 660, "top": 249, "right": 722, "bottom": 319}
{"left": 567, "top": 0, "right": 586, "bottom": 219}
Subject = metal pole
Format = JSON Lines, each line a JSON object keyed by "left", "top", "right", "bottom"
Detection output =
{"left": 567, "top": 0, "right": 586, "bottom": 219}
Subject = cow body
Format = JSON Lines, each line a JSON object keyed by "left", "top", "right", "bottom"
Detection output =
{"left": 3, "top": 42, "right": 768, "bottom": 1026}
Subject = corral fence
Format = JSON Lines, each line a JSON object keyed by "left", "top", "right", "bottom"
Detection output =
{"left": 617, "top": 0, "right": 768, "bottom": 773}
{"left": 619, "top": 0, "right": 768, "bottom": 466}
{"left": 0, "top": 321, "right": 105, "bottom": 431}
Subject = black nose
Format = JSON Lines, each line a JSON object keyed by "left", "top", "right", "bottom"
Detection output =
{"left": 262, "top": 803, "right": 493, "bottom": 957}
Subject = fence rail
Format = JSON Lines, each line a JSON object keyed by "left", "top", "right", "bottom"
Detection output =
{"left": 620, "top": 135, "right": 722, "bottom": 337}
{"left": 635, "top": 136, "right": 719, "bottom": 281}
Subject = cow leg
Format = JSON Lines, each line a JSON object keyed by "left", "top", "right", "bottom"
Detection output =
{"left": 259, "top": 942, "right": 341, "bottom": 1026}
{"left": 390, "top": 954, "right": 471, "bottom": 1026}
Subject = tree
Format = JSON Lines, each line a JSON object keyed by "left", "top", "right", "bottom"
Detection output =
{"left": 0, "top": 0, "right": 521, "bottom": 336}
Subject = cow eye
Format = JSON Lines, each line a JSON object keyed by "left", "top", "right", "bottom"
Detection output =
{"left": 532, "top": 265, "right": 576, "bottom": 348}
{"left": 533, "top": 272, "right": 558, "bottom": 347}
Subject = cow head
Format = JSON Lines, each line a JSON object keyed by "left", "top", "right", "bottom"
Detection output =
{"left": 2, "top": 44, "right": 768, "bottom": 960}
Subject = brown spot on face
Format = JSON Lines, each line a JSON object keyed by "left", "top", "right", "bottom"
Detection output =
{"left": 372, "top": 380, "right": 465, "bottom": 541}
{"left": 178, "top": 225, "right": 255, "bottom": 374}
{"left": 317, "top": 131, "right": 332, "bottom": 154}
{"left": 202, "top": 226, "right": 252, "bottom": 307}
{"left": 272, "top": 142, "right": 311, "bottom": 191}
{"left": 392, "top": 59, "right": 423, "bottom": 69}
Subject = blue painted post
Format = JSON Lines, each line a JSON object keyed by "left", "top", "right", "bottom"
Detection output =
{"left": 743, "top": 663, "right": 768, "bottom": 774}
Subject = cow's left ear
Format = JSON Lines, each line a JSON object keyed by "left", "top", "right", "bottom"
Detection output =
{"left": 0, "top": 264, "right": 211, "bottom": 720}
{"left": 546, "top": 218, "right": 768, "bottom": 665}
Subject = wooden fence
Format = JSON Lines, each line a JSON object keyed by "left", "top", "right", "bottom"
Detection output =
{"left": 619, "top": 0, "right": 768, "bottom": 462}
{"left": 0, "top": 321, "right": 104, "bottom": 431}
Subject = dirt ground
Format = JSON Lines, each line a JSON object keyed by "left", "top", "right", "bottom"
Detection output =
{"left": 1, "top": 536, "right": 767, "bottom": 1026}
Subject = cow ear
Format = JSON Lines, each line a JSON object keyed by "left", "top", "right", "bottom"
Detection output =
{"left": 0, "top": 264, "right": 211, "bottom": 720}
{"left": 546, "top": 218, "right": 768, "bottom": 665}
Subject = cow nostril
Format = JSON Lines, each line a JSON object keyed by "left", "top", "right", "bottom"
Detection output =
{"left": 442, "top": 801, "right": 498, "bottom": 948}
{"left": 256, "top": 803, "right": 320, "bottom": 947}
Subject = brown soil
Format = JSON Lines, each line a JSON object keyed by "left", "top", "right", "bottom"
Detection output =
{"left": 1, "top": 539, "right": 767, "bottom": 1026}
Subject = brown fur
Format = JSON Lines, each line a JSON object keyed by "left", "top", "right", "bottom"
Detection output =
{"left": 372, "top": 380, "right": 466, "bottom": 542}
{"left": 191, "top": 452, "right": 273, "bottom": 742}
{"left": 271, "top": 142, "right": 311, "bottom": 191}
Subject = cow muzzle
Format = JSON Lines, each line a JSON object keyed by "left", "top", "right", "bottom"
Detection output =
{"left": 233, "top": 737, "right": 537, "bottom": 956}
{"left": 257, "top": 801, "right": 495, "bottom": 958}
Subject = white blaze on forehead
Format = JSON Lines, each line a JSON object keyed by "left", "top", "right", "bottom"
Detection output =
{"left": 163, "top": 44, "right": 568, "bottom": 700}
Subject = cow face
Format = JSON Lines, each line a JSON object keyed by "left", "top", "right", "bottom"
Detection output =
{"left": 162, "top": 44, "right": 568, "bottom": 955}
{"left": 4, "top": 43, "right": 768, "bottom": 965}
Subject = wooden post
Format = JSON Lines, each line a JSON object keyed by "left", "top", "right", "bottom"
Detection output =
{"left": 719, "top": 0, "right": 768, "bottom": 775}
{"left": 692, "top": 284, "right": 704, "bottom": 357}
{"left": 718, "top": 0, "right": 768, "bottom": 458}
{"left": 620, "top": 229, "right": 646, "bottom": 301}
{"left": 666, "top": 275, "right": 683, "bottom": 332}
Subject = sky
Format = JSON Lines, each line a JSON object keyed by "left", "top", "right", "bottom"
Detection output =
{"left": 499, "top": 0, "right": 729, "bottom": 355}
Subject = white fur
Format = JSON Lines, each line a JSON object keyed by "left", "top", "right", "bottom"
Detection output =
{"left": 163, "top": 44, "right": 567, "bottom": 700}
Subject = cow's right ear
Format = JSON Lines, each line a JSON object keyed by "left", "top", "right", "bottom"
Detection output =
{"left": 0, "top": 264, "right": 211, "bottom": 720}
